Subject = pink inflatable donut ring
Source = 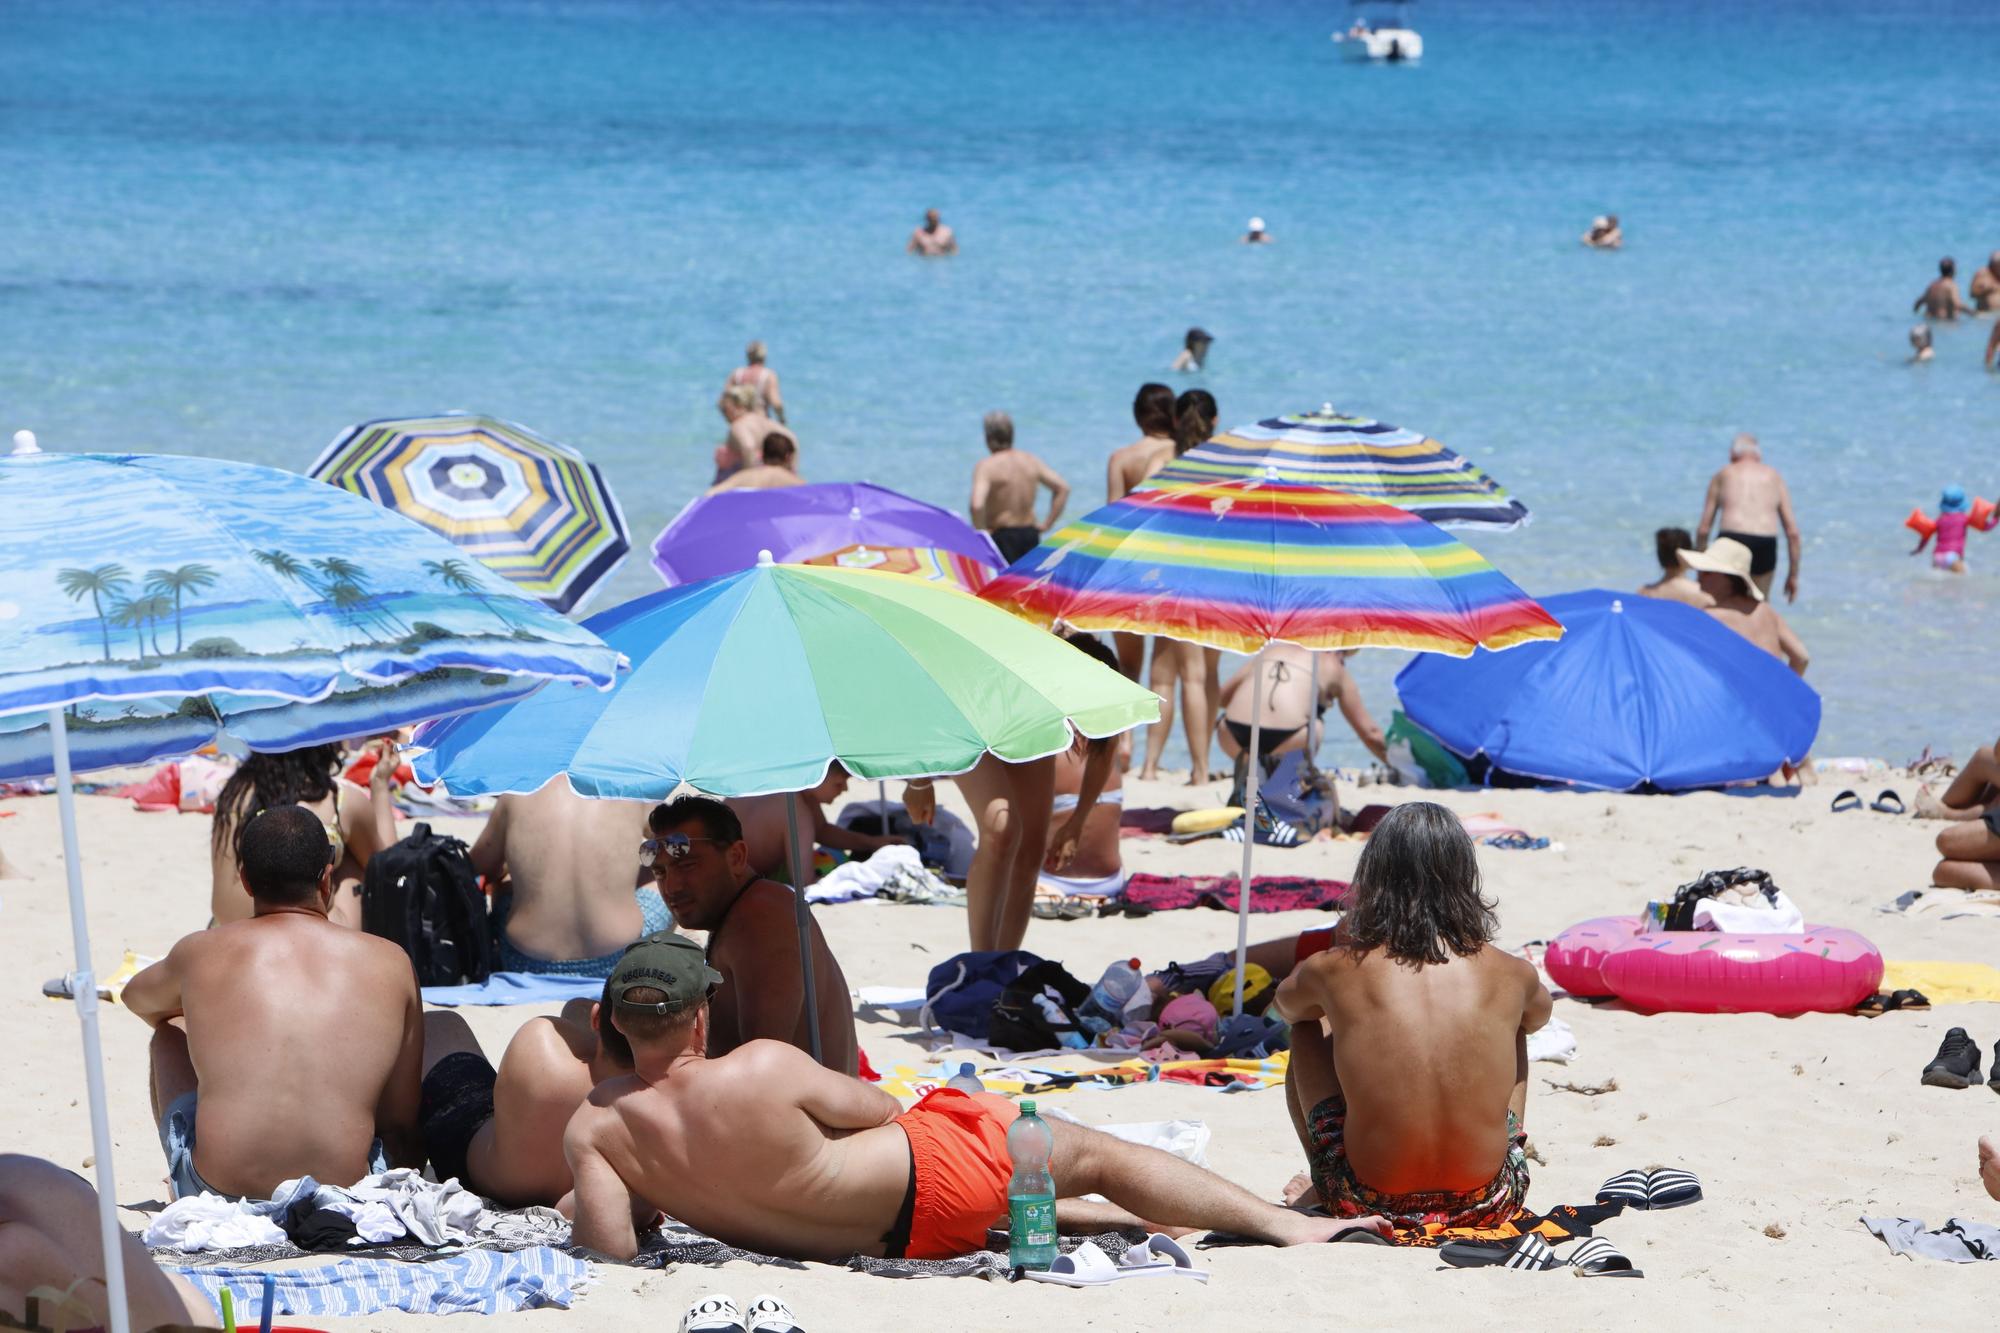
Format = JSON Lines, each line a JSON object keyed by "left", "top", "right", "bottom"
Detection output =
{"left": 1545, "top": 915, "right": 1885, "bottom": 1015}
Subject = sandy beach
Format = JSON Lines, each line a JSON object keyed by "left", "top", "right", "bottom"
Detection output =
{"left": 7, "top": 772, "right": 1997, "bottom": 1328}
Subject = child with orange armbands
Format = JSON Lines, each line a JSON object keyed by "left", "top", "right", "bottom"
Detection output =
{"left": 1907, "top": 485, "right": 1999, "bottom": 574}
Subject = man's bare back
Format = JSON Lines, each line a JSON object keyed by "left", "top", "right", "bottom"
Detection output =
{"left": 1287, "top": 942, "right": 1545, "bottom": 1194}
{"left": 471, "top": 786, "right": 653, "bottom": 963}
{"left": 132, "top": 914, "right": 422, "bottom": 1197}
{"left": 971, "top": 449, "right": 1053, "bottom": 530}
{"left": 1705, "top": 458, "right": 1786, "bottom": 537}
{"left": 1638, "top": 572, "right": 1713, "bottom": 608}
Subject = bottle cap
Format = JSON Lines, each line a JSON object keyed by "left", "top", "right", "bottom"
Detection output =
{"left": 1020, "top": 1099, "right": 1036, "bottom": 1115}
{"left": 959, "top": 1062, "right": 975, "bottom": 1075}
{"left": 1128, "top": 958, "right": 1140, "bottom": 968}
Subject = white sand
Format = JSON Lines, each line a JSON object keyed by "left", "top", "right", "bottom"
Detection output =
{"left": 6, "top": 775, "right": 1999, "bottom": 1329}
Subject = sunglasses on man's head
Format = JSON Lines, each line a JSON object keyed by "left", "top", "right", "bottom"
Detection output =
{"left": 639, "top": 833, "right": 724, "bottom": 868}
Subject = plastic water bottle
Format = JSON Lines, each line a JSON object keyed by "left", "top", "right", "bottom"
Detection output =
{"left": 944, "top": 1062, "right": 986, "bottom": 1093}
{"left": 1006, "top": 1100, "right": 1058, "bottom": 1271}
{"left": 1078, "top": 958, "right": 1144, "bottom": 1034}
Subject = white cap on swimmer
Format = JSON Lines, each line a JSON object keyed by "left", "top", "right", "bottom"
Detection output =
{"left": 10, "top": 430, "right": 38, "bottom": 455}
{"left": 1248, "top": 217, "right": 1266, "bottom": 232}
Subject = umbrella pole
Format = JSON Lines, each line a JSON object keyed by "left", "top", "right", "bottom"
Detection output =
{"left": 783, "top": 794, "right": 823, "bottom": 1062}
{"left": 1308, "top": 652, "right": 1320, "bottom": 758}
{"left": 49, "top": 707, "right": 132, "bottom": 1333}
{"left": 1232, "top": 667, "right": 1265, "bottom": 1019}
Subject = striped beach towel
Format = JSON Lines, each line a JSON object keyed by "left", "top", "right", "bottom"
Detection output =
{"left": 170, "top": 1247, "right": 591, "bottom": 1318}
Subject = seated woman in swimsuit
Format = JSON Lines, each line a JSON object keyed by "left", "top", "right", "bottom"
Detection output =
{"left": 1039, "top": 633, "right": 1128, "bottom": 900}
{"left": 208, "top": 739, "right": 397, "bottom": 928}
{"left": 1920, "top": 731, "right": 2000, "bottom": 891}
{"left": 1216, "top": 645, "right": 1387, "bottom": 777}
{"left": 1271, "top": 802, "right": 1551, "bottom": 1230}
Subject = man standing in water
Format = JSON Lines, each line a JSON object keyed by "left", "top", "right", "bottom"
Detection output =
{"left": 1971, "top": 252, "right": 2000, "bottom": 314}
{"left": 907, "top": 208, "right": 957, "bottom": 256}
{"left": 1694, "top": 433, "right": 1802, "bottom": 602}
{"left": 969, "top": 410, "right": 1069, "bottom": 565}
{"left": 1914, "top": 257, "right": 1971, "bottom": 321}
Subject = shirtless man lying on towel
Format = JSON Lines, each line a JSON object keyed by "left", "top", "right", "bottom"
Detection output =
{"left": 565, "top": 933, "right": 1391, "bottom": 1261}
{"left": 1272, "top": 801, "right": 1551, "bottom": 1230}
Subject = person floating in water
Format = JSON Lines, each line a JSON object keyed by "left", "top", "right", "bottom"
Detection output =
{"left": 1909, "top": 485, "right": 1996, "bottom": 575}
{"left": 1582, "top": 214, "right": 1622, "bottom": 249}
{"left": 1171, "top": 327, "right": 1214, "bottom": 372}
{"left": 1909, "top": 324, "right": 1935, "bottom": 363}
{"left": 1241, "top": 216, "right": 1272, "bottom": 245}
{"left": 1914, "top": 257, "right": 1971, "bottom": 321}
{"left": 907, "top": 207, "right": 957, "bottom": 257}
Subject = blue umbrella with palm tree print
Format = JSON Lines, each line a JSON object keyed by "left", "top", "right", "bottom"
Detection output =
{"left": 0, "top": 447, "right": 621, "bottom": 1333}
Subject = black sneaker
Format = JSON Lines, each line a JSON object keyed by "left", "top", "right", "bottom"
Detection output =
{"left": 1922, "top": 1028, "right": 1982, "bottom": 1088}
{"left": 1990, "top": 1041, "right": 2000, "bottom": 1092}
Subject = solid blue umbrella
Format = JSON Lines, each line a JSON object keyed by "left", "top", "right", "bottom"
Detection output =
{"left": 1394, "top": 589, "right": 1820, "bottom": 791}
{"left": 0, "top": 447, "right": 620, "bottom": 1333}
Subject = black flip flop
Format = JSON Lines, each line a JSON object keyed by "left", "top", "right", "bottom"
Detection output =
{"left": 1870, "top": 790, "right": 1907, "bottom": 815}
{"left": 1830, "top": 789, "right": 1862, "bottom": 813}
{"left": 1595, "top": 1169, "right": 1650, "bottom": 1207}
{"left": 1642, "top": 1168, "right": 1703, "bottom": 1209}
{"left": 1565, "top": 1236, "right": 1645, "bottom": 1278}
{"left": 1888, "top": 988, "right": 1931, "bottom": 1012}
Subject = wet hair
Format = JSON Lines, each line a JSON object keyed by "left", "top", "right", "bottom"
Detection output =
{"left": 1341, "top": 801, "right": 1497, "bottom": 966}
{"left": 648, "top": 794, "right": 743, "bottom": 844}
{"left": 236, "top": 804, "right": 332, "bottom": 905}
{"left": 1171, "top": 389, "right": 1218, "bottom": 457}
{"left": 1940, "top": 257, "right": 1956, "bottom": 277}
{"left": 1654, "top": 526, "right": 1694, "bottom": 573}
{"left": 983, "top": 411, "right": 1014, "bottom": 450}
{"left": 212, "top": 744, "right": 341, "bottom": 861}
{"left": 760, "top": 431, "right": 796, "bottom": 465}
{"left": 723, "top": 383, "right": 761, "bottom": 412}
{"left": 1183, "top": 328, "right": 1213, "bottom": 351}
{"left": 1132, "top": 383, "right": 1175, "bottom": 437}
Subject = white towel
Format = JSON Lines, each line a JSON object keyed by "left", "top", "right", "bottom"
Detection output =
{"left": 1692, "top": 890, "right": 1804, "bottom": 934}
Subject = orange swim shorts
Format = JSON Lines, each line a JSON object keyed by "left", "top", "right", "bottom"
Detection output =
{"left": 893, "top": 1088, "right": 1021, "bottom": 1260}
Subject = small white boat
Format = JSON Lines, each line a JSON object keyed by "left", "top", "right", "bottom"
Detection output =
{"left": 1334, "top": 0, "right": 1422, "bottom": 62}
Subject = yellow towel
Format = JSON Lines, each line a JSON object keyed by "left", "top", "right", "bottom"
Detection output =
{"left": 1881, "top": 960, "right": 2000, "bottom": 1005}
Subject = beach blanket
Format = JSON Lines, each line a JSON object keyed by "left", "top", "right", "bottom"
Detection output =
{"left": 422, "top": 971, "right": 603, "bottom": 1007}
{"left": 170, "top": 1247, "right": 590, "bottom": 1317}
{"left": 1118, "top": 807, "right": 1181, "bottom": 838}
{"left": 874, "top": 1054, "right": 1290, "bottom": 1099}
{"left": 1198, "top": 1200, "right": 1625, "bottom": 1250}
{"left": 1881, "top": 960, "right": 2000, "bottom": 1003}
{"left": 1862, "top": 1216, "right": 2000, "bottom": 1263}
{"left": 1124, "top": 873, "right": 1348, "bottom": 914}
{"left": 629, "top": 1223, "right": 1139, "bottom": 1280}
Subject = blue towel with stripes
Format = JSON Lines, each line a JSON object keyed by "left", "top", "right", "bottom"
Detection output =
{"left": 171, "top": 1247, "right": 591, "bottom": 1317}
{"left": 421, "top": 971, "right": 603, "bottom": 1007}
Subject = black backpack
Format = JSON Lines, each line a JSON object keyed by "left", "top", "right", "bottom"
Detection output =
{"left": 362, "top": 823, "right": 493, "bottom": 986}
{"left": 988, "top": 959, "right": 1093, "bottom": 1053}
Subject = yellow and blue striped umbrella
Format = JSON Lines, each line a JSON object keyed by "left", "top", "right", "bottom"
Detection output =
{"left": 1145, "top": 405, "right": 1529, "bottom": 530}
{"left": 311, "top": 413, "right": 629, "bottom": 613}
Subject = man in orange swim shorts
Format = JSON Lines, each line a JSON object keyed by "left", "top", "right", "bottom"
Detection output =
{"left": 563, "top": 933, "right": 1390, "bottom": 1261}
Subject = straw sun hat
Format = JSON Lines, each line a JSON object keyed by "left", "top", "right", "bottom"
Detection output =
{"left": 1678, "top": 538, "right": 1762, "bottom": 600}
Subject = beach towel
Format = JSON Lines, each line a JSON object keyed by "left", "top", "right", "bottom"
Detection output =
{"left": 629, "top": 1222, "right": 1140, "bottom": 1280}
{"left": 1862, "top": 1216, "right": 2000, "bottom": 1263}
{"left": 421, "top": 971, "right": 604, "bottom": 1006}
{"left": 1123, "top": 873, "right": 1349, "bottom": 914}
{"left": 873, "top": 1054, "right": 1291, "bottom": 1100}
{"left": 1118, "top": 807, "right": 1180, "bottom": 838}
{"left": 1881, "top": 960, "right": 2000, "bottom": 1003}
{"left": 170, "top": 1247, "right": 590, "bottom": 1317}
{"left": 1197, "top": 1200, "right": 1624, "bottom": 1251}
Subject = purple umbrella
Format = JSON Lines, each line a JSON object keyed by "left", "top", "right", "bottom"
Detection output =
{"left": 650, "top": 482, "right": 1004, "bottom": 587}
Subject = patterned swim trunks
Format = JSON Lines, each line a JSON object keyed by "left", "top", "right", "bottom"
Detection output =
{"left": 1307, "top": 1093, "right": 1529, "bottom": 1229}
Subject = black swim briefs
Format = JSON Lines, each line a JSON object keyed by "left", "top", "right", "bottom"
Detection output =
{"left": 420, "top": 1050, "right": 498, "bottom": 1188}
{"left": 1717, "top": 530, "right": 1779, "bottom": 577}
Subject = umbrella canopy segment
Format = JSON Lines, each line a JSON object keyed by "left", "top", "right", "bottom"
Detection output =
{"left": 1394, "top": 589, "right": 1820, "bottom": 791}
{"left": 650, "top": 482, "right": 1002, "bottom": 589}
{"left": 802, "top": 543, "right": 994, "bottom": 593}
{"left": 980, "top": 478, "right": 1562, "bottom": 657}
{"left": 0, "top": 452, "right": 620, "bottom": 723}
{"left": 311, "top": 414, "right": 630, "bottom": 614}
{"left": 1147, "top": 407, "right": 1529, "bottom": 530}
{"left": 412, "top": 560, "right": 1158, "bottom": 802}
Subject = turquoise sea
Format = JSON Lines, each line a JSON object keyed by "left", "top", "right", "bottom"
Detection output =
{"left": 6, "top": 0, "right": 1998, "bottom": 769}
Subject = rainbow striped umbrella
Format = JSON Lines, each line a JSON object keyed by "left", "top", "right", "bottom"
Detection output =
{"left": 981, "top": 477, "right": 1560, "bottom": 657}
{"left": 982, "top": 475, "right": 1560, "bottom": 1018}
{"left": 311, "top": 413, "right": 630, "bottom": 614}
{"left": 1146, "top": 405, "right": 1529, "bottom": 530}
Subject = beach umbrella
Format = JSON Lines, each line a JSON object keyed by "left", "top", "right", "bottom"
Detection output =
{"left": 1394, "top": 589, "right": 1821, "bottom": 791}
{"left": 0, "top": 449, "right": 621, "bottom": 1333}
{"left": 801, "top": 543, "right": 994, "bottom": 593}
{"left": 310, "top": 413, "right": 630, "bottom": 614}
{"left": 1145, "top": 405, "right": 1530, "bottom": 530}
{"left": 981, "top": 475, "right": 1561, "bottom": 1013}
{"left": 650, "top": 482, "right": 1003, "bottom": 588}
{"left": 412, "top": 555, "right": 1158, "bottom": 1057}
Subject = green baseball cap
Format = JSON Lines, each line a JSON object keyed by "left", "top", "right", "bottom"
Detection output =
{"left": 608, "top": 931, "right": 722, "bottom": 1012}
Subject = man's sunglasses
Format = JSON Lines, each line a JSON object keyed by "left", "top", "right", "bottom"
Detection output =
{"left": 639, "top": 834, "right": 724, "bottom": 868}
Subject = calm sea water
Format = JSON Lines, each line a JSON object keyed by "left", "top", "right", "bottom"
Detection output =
{"left": 6, "top": 0, "right": 1998, "bottom": 769}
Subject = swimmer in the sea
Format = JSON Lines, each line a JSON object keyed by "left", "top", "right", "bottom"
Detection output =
{"left": 1910, "top": 324, "right": 1935, "bottom": 363}
{"left": 1582, "top": 215, "right": 1622, "bottom": 249}
{"left": 1171, "top": 327, "right": 1214, "bottom": 372}
{"left": 1241, "top": 217, "right": 1272, "bottom": 245}
{"left": 907, "top": 208, "right": 958, "bottom": 257}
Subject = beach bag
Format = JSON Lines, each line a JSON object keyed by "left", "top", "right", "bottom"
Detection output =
{"left": 362, "top": 823, "right": 493, "bottom": 986}
{"left": 1384, "top": 711, "right": 1470, "bottom": 789}
{"left": 1257, "top": 752, "right": 1336, "bottom": 836}
{"left": 989, "top": 959, "right": 1093, "bottom": 1053}
{"left": 921, "top": 949, "right": 1042, "bottom": 1040}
